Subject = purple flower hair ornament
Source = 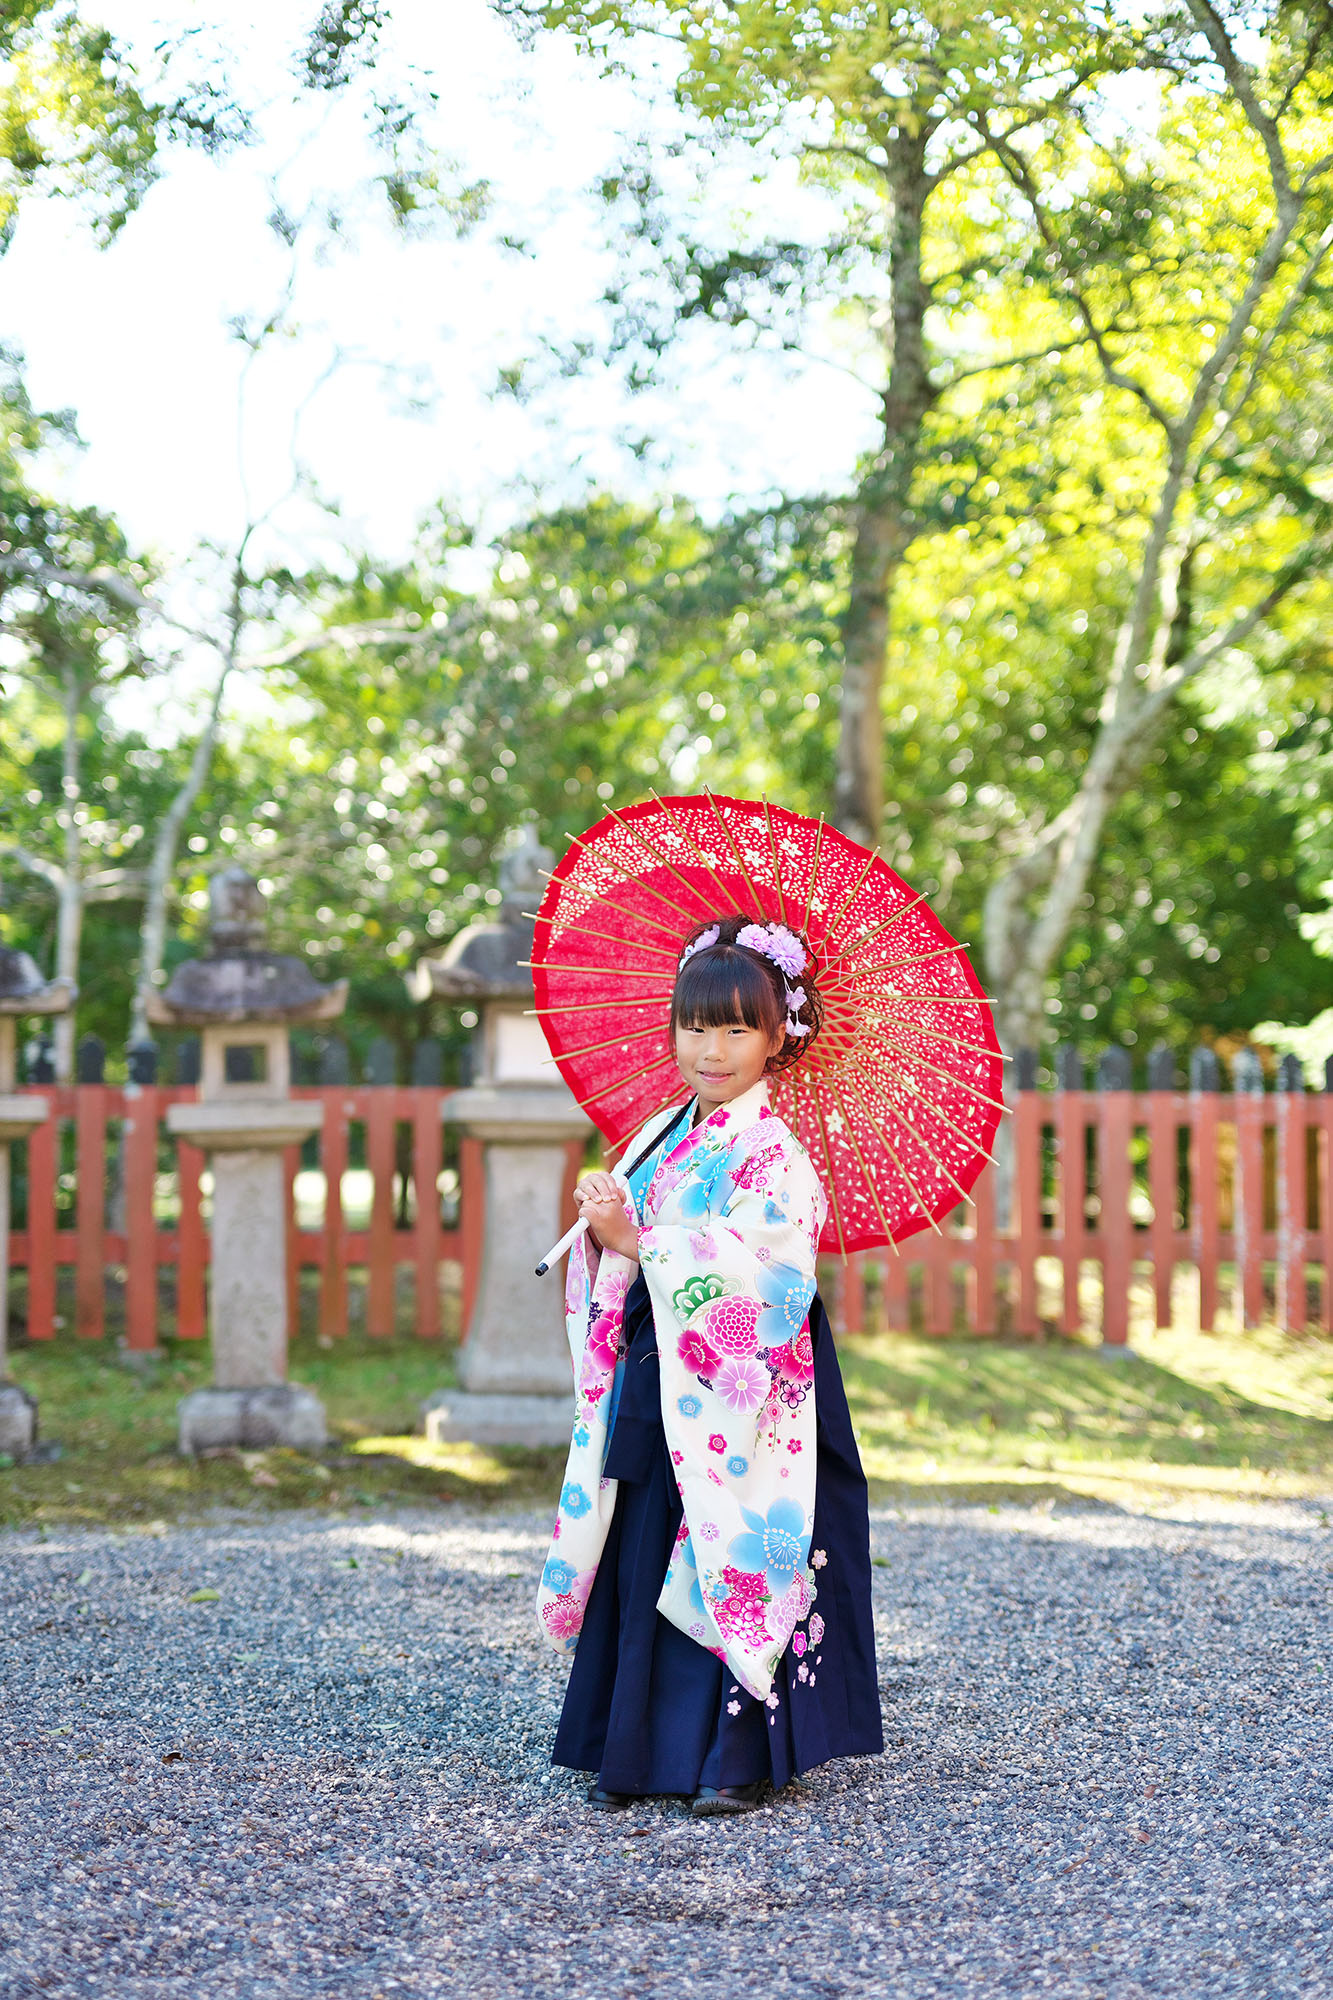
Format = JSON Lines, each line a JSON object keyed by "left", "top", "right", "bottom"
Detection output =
{"left": 735, "top": 922, "right": 807, "bottom": 978}
{"left": 679, "top": 924, "right": 720, "bottom": 966}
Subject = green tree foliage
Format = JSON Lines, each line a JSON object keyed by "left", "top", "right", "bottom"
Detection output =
{"left": 0, "top": 1, "right": 248, "bottom": 252}
{"left": 169, "top": 496, "right": 836, "bottom": 1071}
{"left": 502, "top": 0, "right": 1333, "bottom": 1052}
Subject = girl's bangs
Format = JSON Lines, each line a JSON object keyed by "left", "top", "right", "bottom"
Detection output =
{"left": 672, "top": 950, "right": 780, "bottom": 1033}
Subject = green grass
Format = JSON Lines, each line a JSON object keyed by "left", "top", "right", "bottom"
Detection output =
{"left": 2, "top": 1320, "right": 1330, "bottom": 1530}
{"left": 841, "top": 1322, "right": 1333, "bottom": 1509}
{"left": 0, "top": 1331, "right": 561, "bottom": 1529}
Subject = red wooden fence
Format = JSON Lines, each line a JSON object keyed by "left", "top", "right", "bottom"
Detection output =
{"left": 5, "top": 1083, "right": 582, "bottom": 1351}
{"left": 2, "top": 1069, "right": 1325, "bottom": 1346}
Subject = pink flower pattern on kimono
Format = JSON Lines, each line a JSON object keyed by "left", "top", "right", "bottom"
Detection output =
{"left": 726, "top": 1141, "right": 787, "bottom": 1194}
{"left": 714, "top": 1355, "right": 769, "bottom": 1414}
{"left": 542, "top": 1594, "right": 585, "bottom": 1642}
{"left": 770, "top": 1328, "right": 815, "bottom": 1384}
{"left": 711, "top": 1566, "right": 771, "bottom": 1651}
{"left": 695, "top": 1295, "right": 760, "bottom": 1356}
{"left": 678, "top": 1326, "right": 721, "bottom": 1378}
{"left": 583, "top": 1310, "right": 620, "bottom": 1377}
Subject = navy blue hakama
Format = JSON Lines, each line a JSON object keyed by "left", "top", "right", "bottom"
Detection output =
{"left": 551, "top": 1272, "right": 883, "bottom": 1795}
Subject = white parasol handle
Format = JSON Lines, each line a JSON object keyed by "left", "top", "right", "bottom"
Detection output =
{"left": 534, "top": 1213, "right": 589, "bottom": 1278}
{"left": 535, "top": 1168, "right": 634, "bottom": 1276}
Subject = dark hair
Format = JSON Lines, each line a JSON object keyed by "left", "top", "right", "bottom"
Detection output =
{"left": 669, "top": 915, "right": 822, "bottom": 1075}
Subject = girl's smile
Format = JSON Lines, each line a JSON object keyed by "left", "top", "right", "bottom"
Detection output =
{"left": 675, "top": 1019, "right": 783, "bottom": 1120}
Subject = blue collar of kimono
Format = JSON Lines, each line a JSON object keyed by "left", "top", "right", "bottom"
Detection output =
{"left": 633, "top": 1078, "right": 773, "bottom": 1213}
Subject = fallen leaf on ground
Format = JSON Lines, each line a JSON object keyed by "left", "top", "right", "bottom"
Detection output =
{"left": 186, "top": 1588, "right": 220, "bottom": 1604}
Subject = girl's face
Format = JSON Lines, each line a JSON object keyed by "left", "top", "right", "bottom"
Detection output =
{"left": 674, "top": 1016, "right": 783, "bottom": 1119}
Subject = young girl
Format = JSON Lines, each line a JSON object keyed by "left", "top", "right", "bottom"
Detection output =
{"left": 538, "top": 915, "right": 883, "bottom": 1815}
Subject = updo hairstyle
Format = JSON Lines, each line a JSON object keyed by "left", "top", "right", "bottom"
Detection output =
{"left": 669, "top": 915, "right": 823, "bottom": 1076}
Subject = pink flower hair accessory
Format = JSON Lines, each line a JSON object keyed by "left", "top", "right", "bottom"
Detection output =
{"left": 679, "top": 924, "right": 720, "bottom": 966}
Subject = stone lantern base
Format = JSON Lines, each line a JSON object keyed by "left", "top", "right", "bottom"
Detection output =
{"left": 177, "top": 1384, "right": 328, "bottom": 1457}
{"left": 0, "top": 1382, "right": 37, "bottom": 1461}
{"left": 421, "top": 1389, "right": 574, "bottom": 1450}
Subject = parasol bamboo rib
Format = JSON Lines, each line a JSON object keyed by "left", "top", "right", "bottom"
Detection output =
{"left": 820, "top": 892, "right": 929, "bottom": 972}
{"left": 790, "top": 1065, "right": 848, "bottom": 1259}
{"left": 702, "top": 787, "right": 768, "bottom": 915}
{"left": 524, "top": 997, "right": 671, "bottom": 1017}
{"left": 608, "top": 1089, "right": 689, "bottom": 1168}
{"left": 539, "top": 1021, "right": 665, "bottom": 1065}
{"left": 822, "top": 941, "right": 973, "bottom": 988}
{"left": 537, "top": 868, "right": 685, "bottom": 943}
{"left": 566, "top": 824, "right": 716, "bottom": 930}
{"left": 853, "top": 1094, "right": 947, "bottom": 1236}
{"left": 575, "top": 1048, "right": 677, "bottom": 1109}
{"left": 524, "top": 912, "right": 678, "bottom": 959}
{"left": 871, "top": 1018, "right": 1013, "bottom": 1062}
{"left": 762, "top": 798, "right": 788, "bottom": 925}
{"left": 860, "top": 1085, "right": 979, "bottom": 1212}
{"left": 519, "top": 960, "right": 674, "bottom": 979}
{"left": 880, "top": 993, "right": 997, "bottom": 1006}
{"left": 799, "top": 814, "right": 826, "bottom": 937}
{"left": 894, "top": 1045, "right": 1010, "bottom": 1117}
{"left": 893, "top": 1072, "right": 998, "bottom": 1166}
{"left": 652, "top": 792, "right": 741, "bottom": 914}
{"left": 826, "top": 1075, "right": 900, "bottom": 1256}
{"left": 605, "top": 804, "right": 725, "bottom": 924}
{"left": 819, "top": 847, "right": 879, "bottom": 953}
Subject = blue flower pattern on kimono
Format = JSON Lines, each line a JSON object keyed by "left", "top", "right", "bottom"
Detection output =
{"left": 542, "top": 1557, "right": 577, "bottom": 1594}
{"left": 561, "top": 1480, "right": 592, "bottom": 1519}
{"left": 673, "top": 1142, "right": 734, "bottom": 1225}
{"left": 755, "top": 1258, "right": 817, "bottom": 1346}
{"left": 728, "top": 1496, "right": 811, "bottom": 1596}
{"left": 677, "top": 1393, "right": 703, "bottom": 1418}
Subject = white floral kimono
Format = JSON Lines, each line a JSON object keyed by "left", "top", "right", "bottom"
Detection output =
{"left": 537, "top": 1080, "right": 829, "bottom": 1702}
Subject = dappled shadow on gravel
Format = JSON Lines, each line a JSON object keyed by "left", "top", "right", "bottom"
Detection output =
{"left": 1, "top": 1498, "right": 1330, "bottom": 1999}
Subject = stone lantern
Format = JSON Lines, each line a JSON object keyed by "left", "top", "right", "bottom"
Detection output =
{"left": 409, "top": 826, "right": 592, "bottom": 1445}
{"left": 147, "top": 869, "right": 347, "bottom": 1455}
{"left": 0, "top": 950, "right": 74, "bottom": 1460}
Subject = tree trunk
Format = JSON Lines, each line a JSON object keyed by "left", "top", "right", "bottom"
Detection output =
{"left": 833, "top": 122, "right": 937, "bottom": 850}
{"left": 53, "top": 659, "right": 84, "bottom": 1084}
{"left": 130, "top": 657, "right": 232, "bottom": 1048}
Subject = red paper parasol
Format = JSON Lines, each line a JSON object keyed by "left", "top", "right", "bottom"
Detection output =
{"left": 527, "top": 792, "right": 1003, "bottom": 1254}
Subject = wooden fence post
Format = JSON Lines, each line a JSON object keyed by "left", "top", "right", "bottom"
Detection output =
{"left": 124, "top": 1046, "right": 160, "bottom": 1352}
{"left": 75, "top": 1036, "right": 106, "bottom": 1341}
{"left": 1055, "top": 1045, "right": 1084, "bottom": 1335}
{"left": 1098, "top": 1046, "right": 1133, "bottom": 1346}
{"left": 1233, "top": 1048, "right": 1266, "bottom": 1329}
{"left": 1013, "top": 1048, "right": 1042, "bottom": 1335}
{"left": 1276, "top": 1053, "right": 1307, "bottom": 1333}
{"left": 1190, "top": 1047, "right": 1221, "bottom": 1332}
{"left": 1146, "top": 1043, "right": 1178, "bottom": 1331}
{"left": 1322, "top": 1056, "right": 1333, "bottom": 1334}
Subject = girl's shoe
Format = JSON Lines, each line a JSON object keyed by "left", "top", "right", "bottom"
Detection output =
{"left": 689, "top": 1781, "right": 764, "bottom": 1817}
{"left": 587, "top": 1783, "right": 632, "bottom": 1810}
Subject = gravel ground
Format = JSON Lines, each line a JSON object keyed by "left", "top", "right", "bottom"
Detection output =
{"left": 1, "top": 1493, "right": 1330, "bottom": 2000}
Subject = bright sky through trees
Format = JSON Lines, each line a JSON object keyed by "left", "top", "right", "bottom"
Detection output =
{"left": 2, "top": 0, "right": 873, "bottom": 577}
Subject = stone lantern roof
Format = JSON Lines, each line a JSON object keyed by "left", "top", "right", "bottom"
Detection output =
{"left": 408, "top": 825, "right": 552, "bottom": 1004}
{"left": 0, "top": 949, "right": 74, "bottom": 1015}
{"left": 146, "top": 868, "right": 347, "bottom": 1028}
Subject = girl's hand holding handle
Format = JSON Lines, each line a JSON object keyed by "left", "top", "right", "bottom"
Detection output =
{"left": 574, "top": 1172, "right": 640, "bottom": 1262}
